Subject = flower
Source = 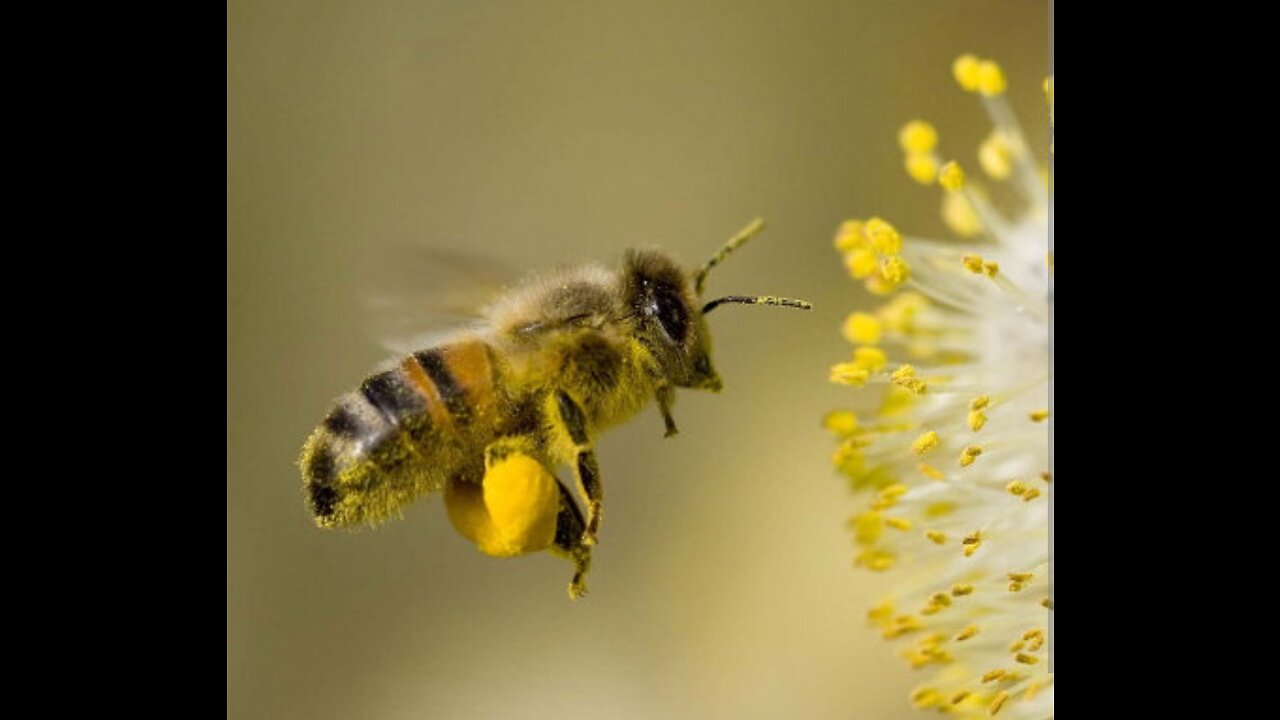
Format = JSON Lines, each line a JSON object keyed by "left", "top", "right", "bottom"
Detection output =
{"left": 827, "top": 55, "right": 1053, "bottom": 717}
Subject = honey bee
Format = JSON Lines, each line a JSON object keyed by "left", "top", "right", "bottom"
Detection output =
{"left": 299, "top": 219, "right": 810, "bottom": 598}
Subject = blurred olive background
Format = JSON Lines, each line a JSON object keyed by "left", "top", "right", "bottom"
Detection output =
{"left": 228, "top": 2, "right": 1047, "bottom": 718}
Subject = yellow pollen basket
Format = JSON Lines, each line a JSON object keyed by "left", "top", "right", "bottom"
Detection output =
{"left": 445, "top": 452, "right": 560, "bottom": 557}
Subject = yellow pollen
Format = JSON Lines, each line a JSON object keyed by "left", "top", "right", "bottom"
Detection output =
{"left": 886, "top": 517, "right": 913, "bottom": 531}
{"left": 943, "top": 192, "right": 982, "bottom": 237}
{"left": 865, "top": 217, "right": 902, "bottom": 255}
{"left": 968, "top": 410, "right": 988, "bottom": 432}
{"left": 961, "top": 531, "right": 981, "bottom": 545}
{"left": 1022, "top": 488, "right": 1041, "bottom": 502}
{"left": 852, "top": 346, "right": 887, "bottom": 372}
{"left": 1015, "top": 653, "right": 1039, "bottom": 665}
{"left": 1029, "top": 409, "right": 1050, "bottom": 422}
{"left": 954, "top": 625, "right": 979, "bottom": 641}
{"left": 918, "top": 463, "right": 944, "bottom": 480}
{"left": 988, "top": 690, "right": 1009, "bottom": 716}
{"left": 1022, "top": 628, "right": 1044, "bottom": 641}
{"left": 843, "top": 312, "right": 882, "bottom": 344}
{"left": 1008, "top": 640, "right": 1025, "bottom": 652}
{"left": 939, "top": 161, "right": 965, "bottom": 192}
{"left": 951, "top": 691, "right": 971, "bottom": 705}
{"left": 898, "top": 120, "right": 939, "bottom": 153}
{"left": 1007, "top": 581, "right": 1024, "bottom": 592}
{"left": 976, "top": 60, "right": 1007, "bottom": 96}
{"left": 911, "top": 688, "right": 942, "bottom": 708}
{"left": 822, "top": 410, "right": 859, "bottom": 436}
{"left": 912, "top": 430, "right": 940, "bottom": 455}
{"left": 1006, "top": 481, "right": 1028, "bottom": 496}
{"left": 1008, "top": 572, "right": 1033, "bottom": 582}
{"left": 962, "top": 254, "right": 986, "bottom": 273}
{"left": 883, "top": 614, "right": 923, "bottom": 638}
{"left": 978, "top": 132, "right": 1014, "bottom": 180}
{"left": 970, "top": 395, "right": 991, "bottom": 410}
{"left": 964, "top": 543, "right": 981, "bottom": 557}
{"left": 982, "top": 260, "right": 999, "bottom": 276}
{"left": 905, "top": 153, "right": 939, "bottom": 184}
{"left": 844, "top": 248, "right": 878, "bottom": 279}
{"left": 953, "top": 54, "right": 981, "bottom": 92}
{"left": 951, "top": 584, "right": 974, "bottom": 597}
{"left": 928, "top": 591, "right": 951, "bottom": 607}
{"left": 891, "top": 365, "right": 929, "bottom": 395}
{"left": 980, "top": 669, "right": 1006, "bottom": 684}
{"left": 829, "top": 362, "right": 869, "bottom": 387}
{"left": 925, "top": 530, "right": 946, "bottom": 544}
{"left": 881, "top": 256, "right": 910, "bottom": 284}
{"left": 833, "top": 220, "right": 866, "bottom": 252}
{"left": 959, "top": 446, "right": 983, "bottom": 467}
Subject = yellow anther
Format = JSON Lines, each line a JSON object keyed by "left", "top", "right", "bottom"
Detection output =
{"left": 1006, "top": 481, "right": 1028, "bottom": 496}
{"left": 853, "top": 511, "right": 883, "bottom": 545}
{"left": 881, "top": 256, "right": 910, "bottom": 284}
{"left": 911, "top": 687, "right": 942, "bottom": 708}
{"left": 1040, "top": 597, "right": 1053, "bottom": 609}
{"left": 982, "top": 260, "right": 999, "bottom": 277}
{"left": 988, "top": 690, "right": 1009, "bottom": 716}
{"left": 843, "top": 312, "right": 882, "bottom": 344}
{"left": 939, "top": 161, "right": 966, "bottom": 192}
{"left": 844, "top": 248, "right": 878, "bottom": 279}
{"left": 898, "top": 120, "right": 939, "bottom": 153}
{"left": 905, "top": 153, "right": 939, "bottom": 184}
{"left": 1022, "top": 628, "right": 1044, "bottom": 641}
{"left": 925, "top": 530, "right": 947, "bottom": 544}
{"left": 867, "top": 602, "right": 894, "bottom": 625}
{"left": 880, "top": 483, "right": 909, "bottom": 500}
{"left": 857, "top": 548, "right": 895, "bottom": 572}
{"left": 1007, "top": 581, "right": 1024, "bottom": 592}
{"left": 962, "top": 254, "right": 986, "bottom": 273}
{"left": 918, "top": 463, "right": 944, "bottom": 480}
{"left": 1022, "top": 488, "right": 1041, "bottom": 502}
{"left": 968, "top": 410, "right": 988, "bottom": 432}
{"left": 976, "top": 60, "right": 1007, "bottom": 96}
{"left": 822, "top": 410, "right": 859, "bottom": 436}
{"left": 852, "top": 346, "right": 888, "bottom": 372}
{"left": 924, "top": 502, "right": 956, "bottom": 518}
{"left": 882, "top": 614, "right": 922, "bottom": 638}
{"left": 961, "top": 531, "right": 981, "bottom": 545}
{"left": 953, "top": 54, "right": 982, "bottom": 92}
{"left": 943, "top": 192, "right": 982, "bottom": 237}
{"left": 829, "top": 362, "right": 869, "bottom": 387}
{"left": 833, "top": 220, "right": 866, "bottom": 252}
{"left": 951, "top": 690, "right": 971, "bottom": 705}
{"left": 978, "top": 132, "right": 1014, "bottom": 180}
{"left": 970, "top": 395, "right": 991, "bottom": 410}
{"left": 865, "top": 217, "right": 902, "bottom": 255}
{"left": 891, "top": 364, "right": 928, "bottom": 395}
{"left": 1008, "top": 572, "right": 1033, "bottom": 582}
{"left": 912, "top": 430, "right": 940, "bottom": 455}
{"left": 959, "top": 445, "right": 983, "bottom": 467}
{"left": 951, "top": 583, "right": 974, "bottom": 596}
{"left": 886, "top": 516, "right": 913, "bottom": 531}
{"left": 1039, "top": 471, "right": 1051, "bottom": 483}
{"left": 1029, "top": 409, "right": 1050, "bottom": 422}
{"left": 1008, "top": 640, "right": 1025, "bottom": 652}
{"left": 964, "top": 544, "right": 980, "bottom": 557}
{"left": 954, "top": 625, "right": 979, "bottom": 641}
{"left": 980, "top": 669, "right": 1006, "bottom": 684}
{"left": 1024, "top": 681, "right": 1044, "bottom": 701}
{"left": 1015, "top": 653, "right": 1039, "bottom": 665}
{"left": 1026, "top": 636, "right": 1044, "bottom": 652}
{"left": 928, "top": 591, "right": 952, "bottom": 607}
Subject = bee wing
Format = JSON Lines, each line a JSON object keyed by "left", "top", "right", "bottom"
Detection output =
{"left": 361, "top": 245, "right": 524, "bottom": 354}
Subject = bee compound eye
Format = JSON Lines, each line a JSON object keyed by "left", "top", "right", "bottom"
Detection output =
{"left": 653, "top": 288, "right": 688, "bottom": 344}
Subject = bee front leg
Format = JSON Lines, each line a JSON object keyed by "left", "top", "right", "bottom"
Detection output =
{"left": 549, "top": 478, "right": 593, "bottom": 600}
{"left": 554, "top": 390, "right": 603, "bottom": 546}
{"left": 656, "top": 385, "right": 678, "bottom": 438}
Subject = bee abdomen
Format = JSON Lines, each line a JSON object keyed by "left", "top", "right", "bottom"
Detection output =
{"left": 301, "top": 339, "right": 505, "bottom": 527}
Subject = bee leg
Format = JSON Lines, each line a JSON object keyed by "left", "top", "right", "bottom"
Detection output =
{"left": 549, "top": 478, "right": 592, "bottom": 600}
{"left": 554, "top": 390, "right": 604, "bottom": 546}
{"left": 656, "top": 385, "right": 678, "bottom": 438}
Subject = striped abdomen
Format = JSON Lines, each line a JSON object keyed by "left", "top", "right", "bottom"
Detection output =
{"left": 300, "top": 340, "right": 507, "bottom": 528}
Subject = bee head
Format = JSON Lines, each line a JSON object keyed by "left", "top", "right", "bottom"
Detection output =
{"left": 622, "top": 250, "right": 722, "bottom": 391}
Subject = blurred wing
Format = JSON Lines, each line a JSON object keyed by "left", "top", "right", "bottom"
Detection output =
{"left": 362, "top": 245, "right": 524, "bottom": 354}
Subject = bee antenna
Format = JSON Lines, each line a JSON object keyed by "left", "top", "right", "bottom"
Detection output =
{"left": 701, "top": 295, "right": 813, "bottom": 314}
{"left": 694, "top": 217, "right": 767, "bottom": 295}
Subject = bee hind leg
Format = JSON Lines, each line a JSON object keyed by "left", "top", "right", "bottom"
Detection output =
{"left": 549, "top": 478, "right": 593, "bottom": 600}
{"left": 554, "top": 390, "right": 604, "bottom": 546}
